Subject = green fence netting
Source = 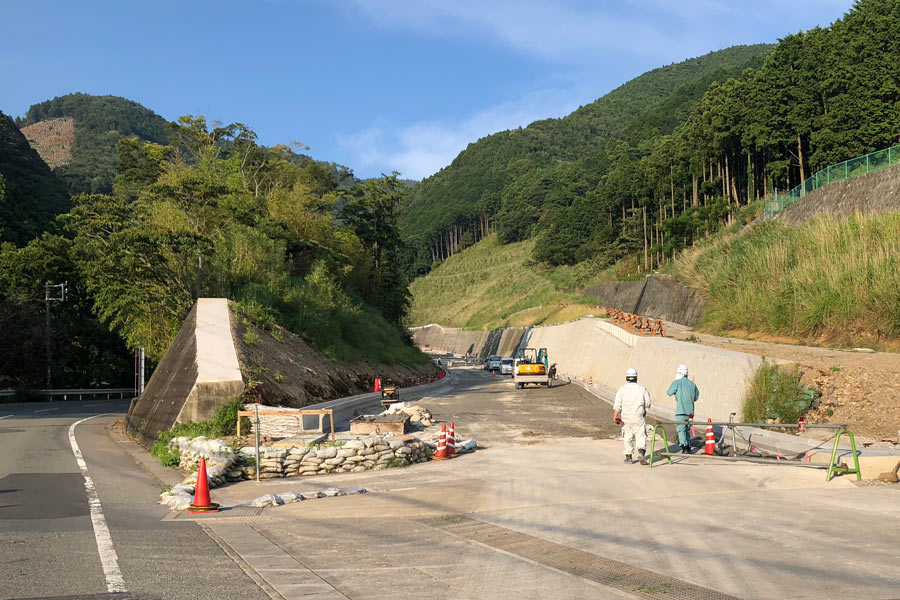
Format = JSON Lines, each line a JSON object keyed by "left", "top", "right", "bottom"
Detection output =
{"left": 764, "top": 144, "right": 900, "bottom": 217}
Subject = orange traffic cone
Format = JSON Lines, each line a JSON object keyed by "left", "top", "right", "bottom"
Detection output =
{"left": 433, "top": 425, "right": 448, "bottom": 460}
{"left": 186, "top": 457, "right": 220, "bottom": 513}
{"left": 704, "top": 418, "right": 715, "bottom": 455}
{"left": 374, "top": 378, "right": 381, "bottom": 393}
{"left": 690, "top": 415, "right": 696, "bottom": 439}
{"left": 799, "top": 416, "right": 806, "bottom": 433}
{"left": 492, "top": 370, "right": 496, "bottom": 378}
{"left": 447, "top": 422, "right": 457, "bottom": 457}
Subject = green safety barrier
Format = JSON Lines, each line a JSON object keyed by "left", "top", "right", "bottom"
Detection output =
{"left": 826, "top": 429, "right": 862, "bottom": 482}
{"left": 646, "top": 421, "right": 862, "bottom": 482}
{"left": 765, "top": 143, "right": 900, "bottom": 218}
{"left": 647, "top": 423, "right": 673, "bottom": 468}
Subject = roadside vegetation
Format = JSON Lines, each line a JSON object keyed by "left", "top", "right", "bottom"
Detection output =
{"left": 742, "top": 360, "right": 821, "bottom": 424}
{"left": 675, "top": 212, "right": 900, "bottom": 348}
{"left": 149, "top": 398, "right": 249, "bottom": 467}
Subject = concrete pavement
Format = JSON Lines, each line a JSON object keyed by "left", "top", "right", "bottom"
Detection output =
{"left": 0, "top": 400, "right": 269, "bottom": 600}
{"left": 178, "top": 368, "right": 900, "bottom": 599}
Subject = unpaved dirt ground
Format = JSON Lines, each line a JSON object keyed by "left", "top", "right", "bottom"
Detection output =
{"left": 422, "top": 367, "right": 624, "bottom": 447}
{"left": 667, "top": 324, "right": 900, "bottom": 442}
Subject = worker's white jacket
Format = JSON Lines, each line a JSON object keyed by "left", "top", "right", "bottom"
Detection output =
{"left": 613, "top": 381, "right": 652, "bottom": 422}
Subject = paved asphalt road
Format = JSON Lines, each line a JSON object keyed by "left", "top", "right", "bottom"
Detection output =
{"left": 0, "top": 400, "right": 269, "bottom": 600}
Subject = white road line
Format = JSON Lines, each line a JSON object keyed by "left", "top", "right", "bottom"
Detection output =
{"left": 35, "top": 407, "right": 59, "bottom": 413}
{"left": 68, "top": 415, "right": 127, "bottom": 593}
{"left": 0, "top": 414, "right": 14, "bottom": 420}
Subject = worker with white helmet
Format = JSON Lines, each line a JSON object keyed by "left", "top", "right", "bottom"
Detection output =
{"left": 667, "top": 364, "right": 700, "bottom": 454}
{"left": 613, "top": 367, "right": 652, "bottom": 465}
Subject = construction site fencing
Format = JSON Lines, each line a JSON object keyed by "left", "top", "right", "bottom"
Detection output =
{"left": 646, "top": 420, "right": 861, "bottom": 482}
{"left": 765, "top": 143, "right": 900, "bottom": 217}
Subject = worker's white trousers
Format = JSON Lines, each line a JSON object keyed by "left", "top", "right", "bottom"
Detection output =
{"left": 622, "top": 419, "right": 647, "bottom": 455}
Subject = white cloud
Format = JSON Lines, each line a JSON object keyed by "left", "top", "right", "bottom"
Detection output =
{"left": 347, "top": 0, "right": 679, "bottom": 62}
{"left": 346, "top": 0, "right": 852, "bottom": 64}
{"left": 339, "top": 87, "right": 585, "bottom": 180}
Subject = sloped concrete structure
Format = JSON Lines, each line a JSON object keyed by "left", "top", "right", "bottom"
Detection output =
{"left": 126, "top": 298, "right": 244, "bottom": 446}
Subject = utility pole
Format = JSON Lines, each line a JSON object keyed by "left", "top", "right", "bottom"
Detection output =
{"left": 44, "top": 281, "right": 67, "bottom": 389}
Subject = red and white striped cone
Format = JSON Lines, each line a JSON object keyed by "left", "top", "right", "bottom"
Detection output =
{"left": 589, "top": 376, "right": 593, "bottom": 385}
{"left": 704, "top": 418, "right": 715, "bottom": 455}
{"left": 799, "top": 416, "right": 806, "bottom": 433}
{"left": 433, "top": 425, "right": 448, "bottom": 460}
{"left": 689, "top": 415, "right": 696, "bottom": 439}
{"left": 447, "top": 422, "right": 457, "bottom": 457}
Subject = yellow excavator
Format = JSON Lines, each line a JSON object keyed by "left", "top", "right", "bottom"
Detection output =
{"left": 513, "top": 347, "right": 550, "bottom": 389}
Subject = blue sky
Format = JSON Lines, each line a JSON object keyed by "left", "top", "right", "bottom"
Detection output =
{"left": 1, "top": 0, "right": 852, "bottom": 180}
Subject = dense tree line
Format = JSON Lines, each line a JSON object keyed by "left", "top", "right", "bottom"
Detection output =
{"left": 399, "top": 44, "right": 772, "bottom": 274}
{"left": 402, "top": 0, "right": 900, "bottom": 276}
{"left": 0, "top": 114, "right": 417, "bottom": 388}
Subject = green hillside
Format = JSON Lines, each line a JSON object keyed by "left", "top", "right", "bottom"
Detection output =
{"left": 409, "top": 235, "right": 599, "bottom": 329}
{"left": 18, "top": 93, "right": 170, "bottom": 195}
{"left": 400, "top": 44, "right": 773, "bottom": 272}
{"left": 0, "top": 110, "right": 70, "bottom": 245}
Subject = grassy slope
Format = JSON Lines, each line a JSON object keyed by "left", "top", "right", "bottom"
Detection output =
{"left": 409, "top": 235, "right": 601, "bottom": 329}
{"left": 674, "top": 211, "right": 900, "bottom": 349}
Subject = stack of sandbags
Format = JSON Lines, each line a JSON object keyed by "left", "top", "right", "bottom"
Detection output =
{"left": 243, "top": 403, "right": 305, "bottom": 439}
{"left": 381, "top": 403, "right": 435, "bottom": 427}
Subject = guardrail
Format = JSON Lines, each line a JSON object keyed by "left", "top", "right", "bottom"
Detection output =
{"left": 0, "top": 388, "right": 134, "bottom": 401}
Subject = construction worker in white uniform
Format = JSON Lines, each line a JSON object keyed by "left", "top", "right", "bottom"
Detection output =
{"left": 613, "top": 367, "right": 652, "bottom": 465}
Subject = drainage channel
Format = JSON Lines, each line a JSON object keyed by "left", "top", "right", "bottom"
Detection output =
{"left": 419, "top": 515, "right": 741, "bottom": 600}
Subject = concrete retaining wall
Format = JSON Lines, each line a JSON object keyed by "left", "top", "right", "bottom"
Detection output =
{"left": 779, "top": 163, "right": 900, "bottom": 224}
{"left": 415, "top": 317, "right": 761, "bottom": 421}
{"left": 411, "top": 324, "right": 525, "bottom": 358}
{"left": 127, "top": 299, "right": 245, "bottom": 446}
{"left": 581, "top": 275, "right": 707, "bottom": 327}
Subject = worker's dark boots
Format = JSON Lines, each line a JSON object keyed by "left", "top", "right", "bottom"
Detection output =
{"left": 681, "top": 444, "right": 691, "bottom": 454}
{"left": 638, "top": 449, "right": 648, "bottom": 465}
{"left": 624, "top": 454, "right": 632, "bottom": 464}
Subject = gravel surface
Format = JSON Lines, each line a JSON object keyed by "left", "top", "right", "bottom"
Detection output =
{"left": 422, "top": 367, "right": 624, "bottom": 447}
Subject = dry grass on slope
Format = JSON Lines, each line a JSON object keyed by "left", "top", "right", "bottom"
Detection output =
{"left": 409, "top": 236, "right": 597, "bottom": 329}
{"left": 674, "top": 212, "right": 900, "bottom": 350}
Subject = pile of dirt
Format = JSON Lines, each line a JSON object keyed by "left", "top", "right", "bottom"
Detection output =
{"left": 667, "top": 325, "right": 900, "bottom": 441}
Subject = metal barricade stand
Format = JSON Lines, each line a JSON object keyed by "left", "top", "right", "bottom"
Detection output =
{"left": 647, "top": 420, "right": 861, "bottom": 482}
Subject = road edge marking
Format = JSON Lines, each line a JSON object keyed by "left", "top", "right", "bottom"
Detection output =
{"left": 69, "top": 415, "right": 127, "bottom": 593}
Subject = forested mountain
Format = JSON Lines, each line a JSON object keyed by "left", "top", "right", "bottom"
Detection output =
{"left": 0, "top": 110, "right": 70, "bottom": 245}
{"left": 18, "top": 93, "right": 170, "bottom": 195}
{"left": 1, "top": 108, "right": 421, "bottom": 389}
{"left": 402, "top": 0, "right": 900, "bottom": 277}
{"left": 399, "top": 44, "right": 773, "bottom": 272}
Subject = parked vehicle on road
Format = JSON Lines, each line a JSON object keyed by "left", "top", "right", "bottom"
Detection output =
{"left": 500, "top": 357, "right": 514, "bottom": 375}
{"left": 486, "top": 355, "right": 502, "bottom": 371}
